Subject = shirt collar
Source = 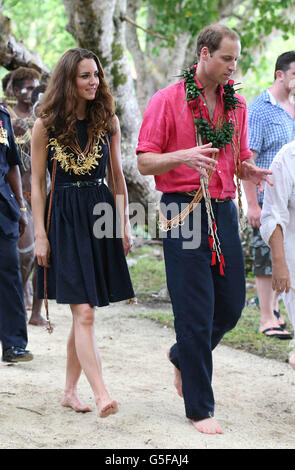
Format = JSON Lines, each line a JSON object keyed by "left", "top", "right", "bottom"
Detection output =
{"left": 262, "top": 88, "right": 280, "bottom": 107}
{"left": 266, "top": 88, "right": 277, "bottom": 105}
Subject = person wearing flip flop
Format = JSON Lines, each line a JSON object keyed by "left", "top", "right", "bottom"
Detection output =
{"left": 260, "top": 139, "right": 295, "bottom": 365}
{"left": 243, "top": 52, "right": 295, "bottom": 340}
{"left": 137, "top": 24, "right": 273, "bottom": 435}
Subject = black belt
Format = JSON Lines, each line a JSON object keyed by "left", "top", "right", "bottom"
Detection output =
{"left": 179, "top": 191, "right": 231, "bottom": 203}
{"left": 55, "top": 178, "right": 104, "bottom": 189}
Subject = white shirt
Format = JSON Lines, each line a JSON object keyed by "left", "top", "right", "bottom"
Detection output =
{"left": 260, "top": 140, "right": 295, "bottom": 288}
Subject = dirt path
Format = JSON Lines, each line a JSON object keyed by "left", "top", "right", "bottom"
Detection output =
{"left": 1, "top": 300, "right": 295, "bottom": 449}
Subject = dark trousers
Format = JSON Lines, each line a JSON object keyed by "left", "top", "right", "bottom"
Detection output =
{"left": 161, "top": 194, "right": 245, "bottom": 421}
{"left": 0, "top": 231, "right": 28, "bottom": 351}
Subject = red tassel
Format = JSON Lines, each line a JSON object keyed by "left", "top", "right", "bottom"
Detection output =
{"left": 211, "top": 251, "right": 216, "bottom": 266}
{"left": 219, "top": 253, "right": 225, "bottom": 276}
{"left": 208, "top": 235, "right": 214, "bottom": 250}
{"left": 213, "top": 220, "right": 217, "bottom": 233}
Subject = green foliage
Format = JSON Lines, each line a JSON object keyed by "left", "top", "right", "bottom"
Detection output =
{"left": 242, "top": 34, "right": 295, "bottom": 104}
{"left": 141, "top": 0, "right": 294, "bottom": 74}
{"left": 228, "top": 0, "right": 295, "bottom": 74}
{"left": 143, "top": 0, "right": 218, "bottom": 41}
{"left": 2, "top": 0, "right": 75, "bottom": 69}
{"left": 142, "top": 0, "right": 218, "bottom": 54}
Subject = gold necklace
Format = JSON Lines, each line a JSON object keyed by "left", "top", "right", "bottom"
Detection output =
{"left": 48, "top": 132, "right": 106, "bottom": 175}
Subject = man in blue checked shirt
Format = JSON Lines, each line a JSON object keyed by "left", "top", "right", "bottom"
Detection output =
{"left": 243, "top": 51, "right": 295, "bottom": 339}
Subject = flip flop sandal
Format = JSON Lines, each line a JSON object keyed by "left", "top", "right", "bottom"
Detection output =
{"left": 261, "top": 327, "right": 293, "bottom": 340}
{"left": 273, "top": 310, "right": 287, "bottom": 329}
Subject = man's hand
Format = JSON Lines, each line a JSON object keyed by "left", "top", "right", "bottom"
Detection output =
{"left": 241, "top": 161, "right": 273, "bottom": 192}
{"left": 247, "top": 203, "right": 261, "bottom": 228}
{"left": 19, "top": 211, "right": 28, "bottom": 237}
{"left": 182, "top": 143, "right": 219, "bottom": 177}
{"left": 272, "top": 261, "right": 291, "bottom": 294}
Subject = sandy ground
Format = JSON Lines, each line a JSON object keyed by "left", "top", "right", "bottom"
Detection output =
{"left": 1, "top": 300, "right": 295, "bottom": 450}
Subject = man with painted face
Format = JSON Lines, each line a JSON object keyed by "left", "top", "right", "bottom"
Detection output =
{"left": 243, "top": 52, "right": 295, "bottom": 340}
{"left": 137, "top": 24, "right": 273, "bottom": 434}
{"left": 11, "top": 67, "right": 40, "bottom": 119}
{"left": 9, "top": 67, "right": 45, "bottom": 326}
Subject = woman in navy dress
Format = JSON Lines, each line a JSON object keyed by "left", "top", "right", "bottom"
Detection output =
{"left": 31, "top": 48, "right": 134, "bottom": 418}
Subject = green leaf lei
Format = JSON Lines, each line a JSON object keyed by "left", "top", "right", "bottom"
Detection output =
{"left": 183, "top": 64, "right": 241, "bottom": 149}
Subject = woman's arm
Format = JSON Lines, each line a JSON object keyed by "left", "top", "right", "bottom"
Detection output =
{"left": 109, "top": 115, "right": 132, "bottom": 255}
{"left": 31, "top": 118, "right": 51, "bottom": 267}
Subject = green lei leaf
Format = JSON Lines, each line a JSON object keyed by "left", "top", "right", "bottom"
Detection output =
{"left": 183, "top": 64, "right": 241, "bottom": 149}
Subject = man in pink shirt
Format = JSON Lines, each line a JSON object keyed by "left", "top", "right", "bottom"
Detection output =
{"left": 137, "top": 24, "right": 272, "bottom": 434}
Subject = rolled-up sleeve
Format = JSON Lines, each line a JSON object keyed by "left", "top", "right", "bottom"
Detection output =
{"left": 136, "top": 90, "right": 170, "bottom": 154}
{"left": 260, "top": 158, "right": 293, "bottom": 245}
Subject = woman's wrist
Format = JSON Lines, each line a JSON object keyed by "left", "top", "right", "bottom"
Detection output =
{"left": 34, "top": 231, "right": 48, "bottom": 240}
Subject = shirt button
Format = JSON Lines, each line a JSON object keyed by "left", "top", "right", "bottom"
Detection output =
{"left": 218, "top": 170, "right": 222, "bottom": 173}
{"left": 10, "top": 194, "right": 14, "bottom": 197}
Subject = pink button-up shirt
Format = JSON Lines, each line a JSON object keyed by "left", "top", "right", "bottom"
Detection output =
{"left": 136, "top": 78, "right": 252, "bottom": 198}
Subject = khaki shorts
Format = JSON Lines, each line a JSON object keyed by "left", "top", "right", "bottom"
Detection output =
{"left": 251, "top": 227, "right": 272, "bottom": 276}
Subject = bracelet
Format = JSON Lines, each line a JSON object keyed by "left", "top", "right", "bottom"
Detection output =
{"left": 20, "top": 207, "right": 27, "bottom": 212}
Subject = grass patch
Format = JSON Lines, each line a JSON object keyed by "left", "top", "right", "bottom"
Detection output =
{"left": 222, "top": 304, "right": 292, "bottom": 363}
{"left": 129, "top": 241, "right": 293, "bottom": 363}
{"left": 128, "top": 244, "right": 166, "bottom": 296}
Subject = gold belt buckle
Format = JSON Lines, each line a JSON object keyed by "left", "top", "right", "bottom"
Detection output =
{"left": 213, "top": 197, "right": 230, "bottom": 203}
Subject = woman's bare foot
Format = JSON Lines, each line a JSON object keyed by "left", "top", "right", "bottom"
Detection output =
{"left": 289, "top": 352, "right": 295, "bottom": 370}
{"left": 190, "top": 417, "right": 223, "bottom": 434}
{"left": 96, "top": 397, "right": 119, "bottom": 418}
{"left": 166, "top": 350, "right": 183, "bottom": 398}
{"left": 62, "top": 392, "right": 92, "bottom": 413}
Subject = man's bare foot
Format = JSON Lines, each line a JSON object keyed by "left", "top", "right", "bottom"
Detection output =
{"left": 28, "top": 314, "right": 47, "bottom": 326}
{"left": 166, "top": 350, "right": 183, "bottom": 398}
{"left": 96, "top": 398, "right": 119, "bottom": 418}
{"left": 62, "top": 392, "right": 92, "bottom": 413}
{"left": 189, "top": 417, "right": 223, "bottom": 434}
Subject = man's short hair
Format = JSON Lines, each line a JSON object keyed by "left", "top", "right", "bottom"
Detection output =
{"left": 11, "top": 67, "right": 41, "bottom": 90}
{"left": 196, "top": 24, "right": 240, "bottom": 61}
{"left": 274, "top": 51, "right": 295, "bottom": 80}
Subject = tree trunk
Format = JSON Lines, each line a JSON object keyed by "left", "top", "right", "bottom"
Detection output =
{"left": 0, "top": 12, "right": 50, "bottom": 76}
{"left": 62, "top": 0, "right": 155, "bottom": 207}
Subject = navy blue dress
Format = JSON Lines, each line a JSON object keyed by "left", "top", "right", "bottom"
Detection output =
{"left": 37, "top": 119, "right": 134, "bottom": 307}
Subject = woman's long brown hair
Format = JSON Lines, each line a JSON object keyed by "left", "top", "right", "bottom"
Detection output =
{"left": 38, "top": 48, "right": 116, "bottom": 145}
